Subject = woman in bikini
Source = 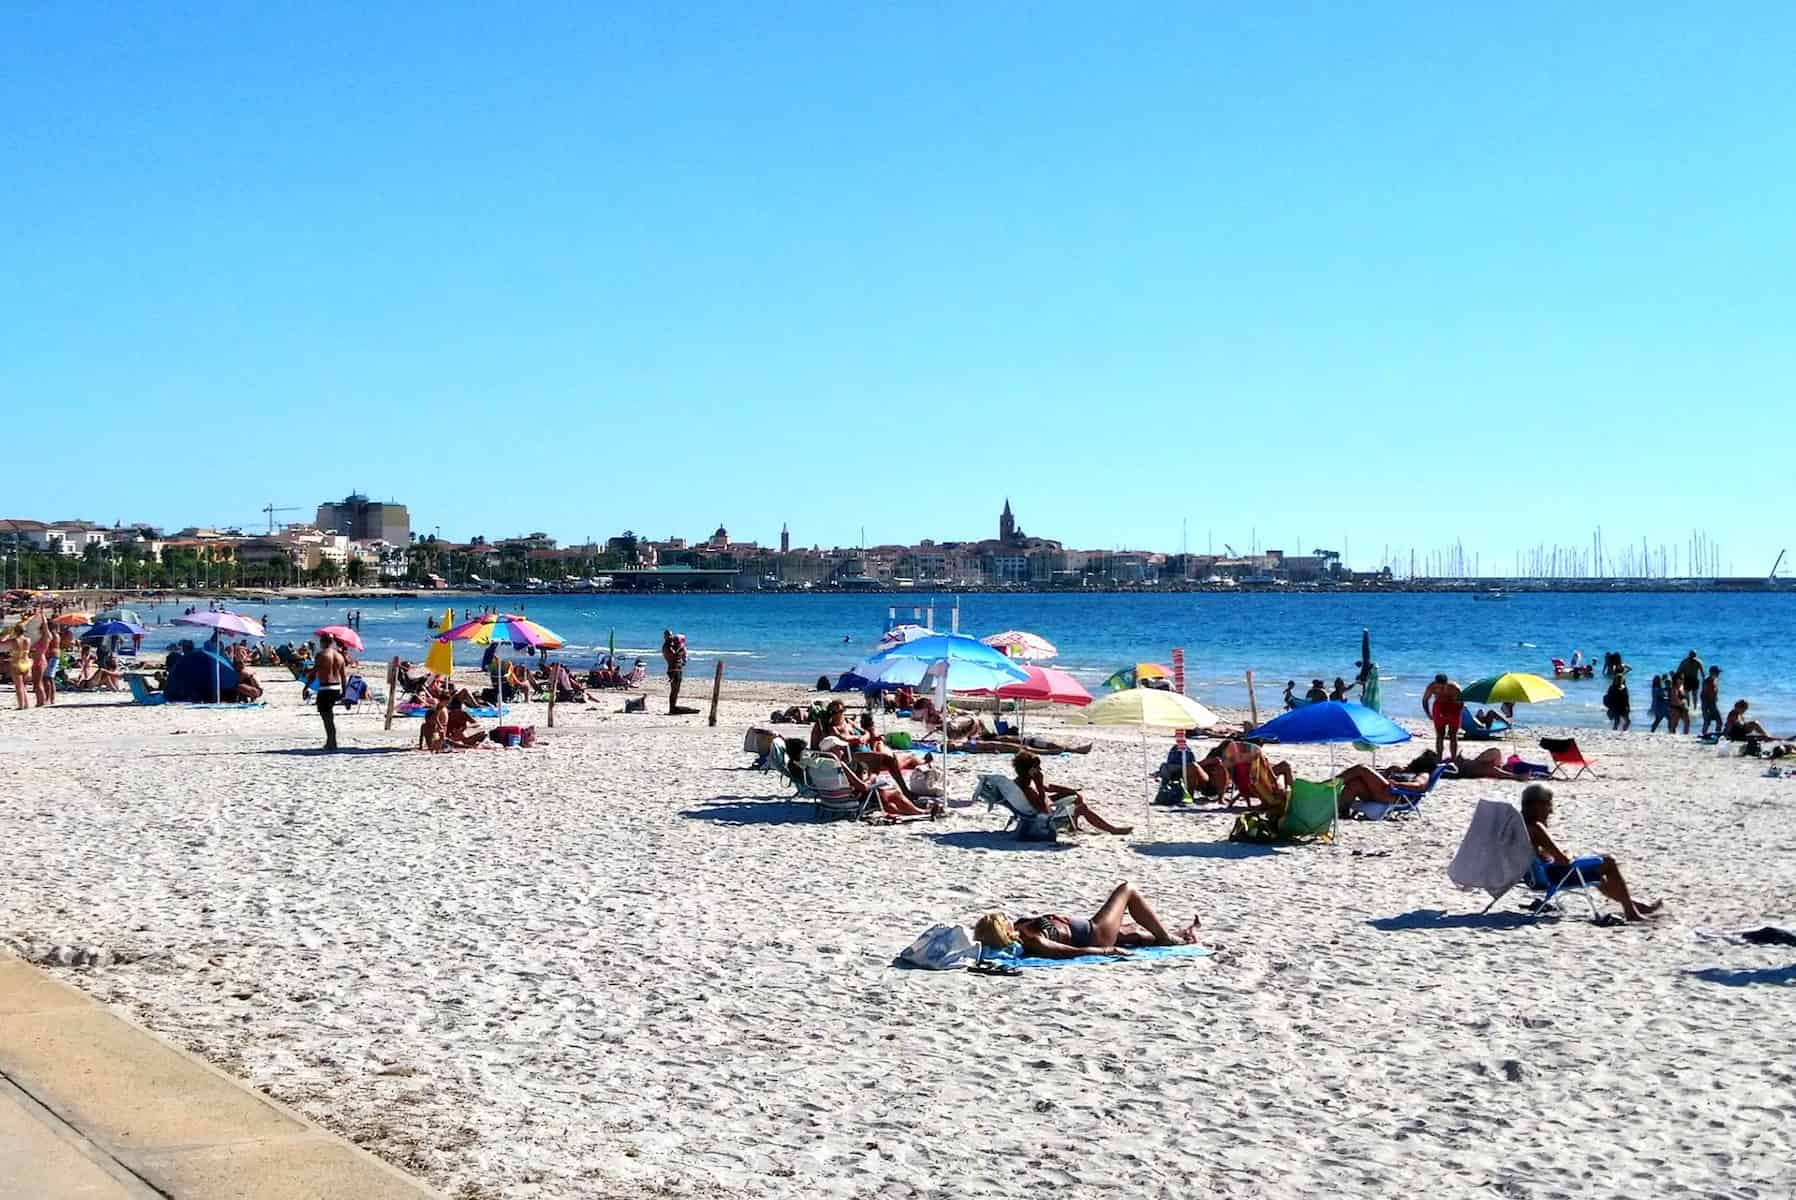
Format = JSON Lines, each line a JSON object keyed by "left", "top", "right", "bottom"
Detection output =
{"left": 972, "top": 882, "right": 1201, "bottom": 959}
{"left": 1013, "top": 750, "right": 1131, "bottom": 835}
{"left": 8, "top": 624, "right": 31, "bottom": 710}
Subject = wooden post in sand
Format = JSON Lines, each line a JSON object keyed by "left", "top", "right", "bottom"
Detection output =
{"left": 708, "top": 660, "right": 724, "bottom": 727}
{"left": 383, "top": 656, "right": 399, "bottom": 731}
{"left": 545, "top": 654, "right": 557, "bottom": 728}
{"left": 1245, "top": 669, "right": 1259, "bottom": 728}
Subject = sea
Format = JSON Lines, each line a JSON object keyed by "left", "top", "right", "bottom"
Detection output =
{"left": 135, "top": 590, "right": 1796, "bottom": 731}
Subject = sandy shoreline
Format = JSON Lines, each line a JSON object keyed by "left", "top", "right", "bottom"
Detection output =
{"left": 4, "top": 674, "right": 1795, "bottom": 1198}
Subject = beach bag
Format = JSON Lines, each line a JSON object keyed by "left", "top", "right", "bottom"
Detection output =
{"left": 885, "top": 731, "right": 913, "bottom": 750}
{"left": 1228, "top": 811, "right": 1278, "bottom": 844}
{"left": 744, "top": 727, "right": 775, "bottom": 755}
{"left": 908, "top": 762, "right": 945, "bottom": 798}
{"left": 1016, "top": 811, "right": 1058, "bottom": 842}
{"left": 898, "top": 923, "right": 979, "bottom": 970}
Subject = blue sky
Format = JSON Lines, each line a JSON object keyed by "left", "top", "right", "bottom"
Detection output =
{"left": 4, "top": 4, "right": 1792, "bottom": 575}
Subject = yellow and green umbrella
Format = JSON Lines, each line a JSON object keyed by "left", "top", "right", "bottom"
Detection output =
{"left": 1102, "top": 662, "right": 1171, "bottom": 692}
{"left": 1459, "top": 673, "right": 1564, "bottom": 705}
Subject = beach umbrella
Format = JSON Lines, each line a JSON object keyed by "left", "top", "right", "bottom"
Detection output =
{"left": 172, "top": 611, "right": 267, "bottom": 701}
{"left": 965, "top": 664, "right": 1090, "bottom": 734}
{"left": 972, "top": 664, "right": 1092, "bottom": 707}
{"left": 1082, "top": 687, "right": 1218, "bottom": 730}
{"left": 435, "top": 613, "right": 564, "bottom": 705}
{"left": 981, "top": 630, "right": 1057, "bottom": 661}
{"left": 1459, "top": 673, "right": 1564, "bottom": 705}
{"left": 1103, "top": 662, "right": 1171, "bottom": 691}
{"left": 1357, "top": 627, "right": 1382, "bottom": 712}
{"left": 1246, "top": 701, "right": 1414, "bottom": 843}
{"left": 81, "top": 619, "right": 144, "bottom": 643}
{"left": 314, "top": 625, "right": 364, "bottom": 653}
{"left": 853, "top": 634, "right": 1029, "bottom": 797}
{"left": 873, "top": 623, "right": 934, "bottom": 650}
{"left": 1081, "top": 688, "right": 1222, "bottom": 834}
{"left": 52, "top": 612, "right": 95, "bottom": 627}
{"left": 856, "top": 633, "right": 1030, "bottom": 692}
{"left": 424, "top": 607, "right": 455, "bottom": 677}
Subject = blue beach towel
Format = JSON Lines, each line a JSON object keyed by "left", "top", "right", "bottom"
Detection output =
{"left": 982, "top": 944, "right": 1213, "bottom": 970}
{"left": 397, "top": 705, "right": 507, "bottom": 719}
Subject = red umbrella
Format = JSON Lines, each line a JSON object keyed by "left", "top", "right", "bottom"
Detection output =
{"left": 314, "top": 625, "right": 364, "bottom": 652}
{"left": 970, "top": 665, "right": 1091, "bottom": 706}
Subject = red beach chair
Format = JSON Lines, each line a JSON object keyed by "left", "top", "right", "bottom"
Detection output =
{"left": 1539, "top": 737, "right": 1598, "bottom": 781}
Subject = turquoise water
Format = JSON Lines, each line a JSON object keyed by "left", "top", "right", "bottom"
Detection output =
{"left": 141, "top": 591, "right": 1796, "bottom": 730}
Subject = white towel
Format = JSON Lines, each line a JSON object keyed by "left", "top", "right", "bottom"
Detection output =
{"left": 1447, "top": 800, "right": 1536, "bottom": 896}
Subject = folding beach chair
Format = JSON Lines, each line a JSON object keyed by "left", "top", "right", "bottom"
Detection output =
{"left": 1459, "top": 709, "right": 1512, "bottom": 741}
{"left": 974, "top": 773, "right": 1074, "bottom": 839}
{"left": 803, "top": 757, "right": 877, "bottom": 822}
{"left": 1386, "top": 762, "right": 1455, "bottom": 818}
{"left": 1278, "top": 779, "right": 1337, "bottom": 841}
{"left": 1540, "top": 737, "right": 1598, "bottom": 780}
{"left": 1450, "top": 800, "right": 1604, "bottom": 923}
{"left": 125, "top": 673, "right": 166, "bottom": 707}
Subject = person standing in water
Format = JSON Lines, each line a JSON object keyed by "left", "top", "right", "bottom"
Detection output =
{"left": 311, "top": 633, "right": 348, "bottom": 751}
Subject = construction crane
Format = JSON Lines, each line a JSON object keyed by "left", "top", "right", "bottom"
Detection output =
{"left": 1222, "top": 543, "right": 1238, "bottom": 557}
{"left": 260, "top": 502, "right": 300, "bottom": 533}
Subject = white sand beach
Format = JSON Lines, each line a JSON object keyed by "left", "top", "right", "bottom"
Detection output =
{"left": 4, "top": 676, "right": 1795, "bottom": 1199}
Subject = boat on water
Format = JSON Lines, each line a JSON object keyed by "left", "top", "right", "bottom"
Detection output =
{"left": 1473, "top": 590, "right": 1509, "bottom": 601}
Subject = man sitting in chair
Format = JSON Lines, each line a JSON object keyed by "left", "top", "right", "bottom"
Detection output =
{"left": 1523, "top": 784, "right": 1663, "bottom": 922}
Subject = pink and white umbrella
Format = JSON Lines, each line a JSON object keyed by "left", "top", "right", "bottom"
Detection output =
{"left": 314, "top": 625, "right": 364, "bottom": 652}
{"left": 981, "top": 630, "right": 1057, "bottom": 661}
{"left": 172, "top": 610, "right": 266, "bottom": 639}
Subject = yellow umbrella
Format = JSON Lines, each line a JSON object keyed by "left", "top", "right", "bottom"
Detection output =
{"left": 1459, "top": 673, "right": 1564, "bottom": 705}
{"left": 422, "top": 607, "right": 455, "bottom": 677}
{"left": 1081, "top": 688, "right": 1221, "bottom": 838}
{"left": 1081, "top": 688, "right": 1219, "bottom": 729}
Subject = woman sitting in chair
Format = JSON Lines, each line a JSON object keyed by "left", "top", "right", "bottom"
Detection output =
{"left": 1523, "top": 784, "right": 1662, "bottom": 922}
{"left": 1012, "top": 751, "right": 1131, "bottom": 835}
{"left": 813, "top": 756, "right": 941, "bottom": 819}
{"left": 971, "top": 882, "right": 1200, "bottom": 959}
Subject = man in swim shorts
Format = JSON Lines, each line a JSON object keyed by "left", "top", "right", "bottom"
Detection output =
{"left": 311, "top": 633, "right": 347, "bottom": 751}
{"left": 1422, "top": 673, "right": 1463, "bottom": 758}
{"left": 1699, "top": 665, "right": 1723, "bottom": 737}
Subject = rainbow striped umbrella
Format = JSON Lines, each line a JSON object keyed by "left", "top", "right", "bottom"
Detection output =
{"left": 435, "top": 613, "right": 563, "bottom": 649}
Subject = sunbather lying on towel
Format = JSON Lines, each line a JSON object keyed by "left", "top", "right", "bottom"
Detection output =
{"left": 1013, "top": 751, "right": 1130, "bottom": 835}
{"left": 1404, "top": 746, "right": 1519, "bottom": 780}
{"left": 972, "top": 882, "right": 1200, "bottom": 960}
{"left": 1523, "top": 784, "right": 1663, "bottom": 922}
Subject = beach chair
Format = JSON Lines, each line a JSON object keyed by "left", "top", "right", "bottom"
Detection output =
{"left": 1386, "top": 762, "right": 1455, "bottom": 818}
{"left": 125, "top": 673, "right": 166, "bottom": 707}
{"left": 803, "top": 757, "right": 876, "bottom": 822}
{"left": 1278, "top": 779, "right": 1337, "bottom": 841}
{"left": 1450, "top": 800, "right": 1603, "bottom": 922}
{"left": 1540, "top": 737, "right": 1598, "bottom": 780}
{"left": 1459, "top": 709, "right": 1512, "bottom": 741}
{"left": 974, "top": 773, "right": 1074, "bottom": 838}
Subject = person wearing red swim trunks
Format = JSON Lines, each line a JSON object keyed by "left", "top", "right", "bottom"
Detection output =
{"left": 1422, "top": 673, "right": 1463, "bottom": 758}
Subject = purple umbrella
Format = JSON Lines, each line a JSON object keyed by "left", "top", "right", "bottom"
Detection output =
{"left": 172, "top": 611, "right": 266, "bottom": 701}
{"left": 172, "top": 610, "right": 267, "bottom": 639}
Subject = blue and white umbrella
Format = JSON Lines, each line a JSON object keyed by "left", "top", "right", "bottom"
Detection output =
{"left": 854, "top": 633, "right": 1030, "bottom": 692}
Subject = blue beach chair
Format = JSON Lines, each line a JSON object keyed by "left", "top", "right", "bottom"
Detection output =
{"left": 1386, "top": 762, "right": 1455, "bottom": 818}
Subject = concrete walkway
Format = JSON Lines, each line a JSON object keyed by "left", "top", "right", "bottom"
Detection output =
{"left": 0, "top": 957, "right": 441, "bottom": 1199}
